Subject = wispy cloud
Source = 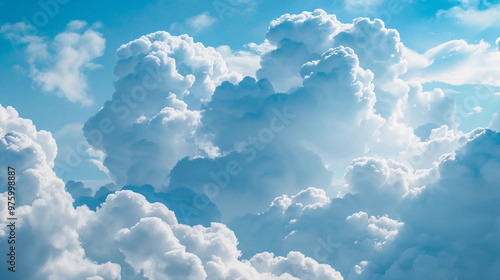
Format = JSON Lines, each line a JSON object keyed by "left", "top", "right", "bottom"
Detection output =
{"left": 0, "top": 20, "right": 105, "bottom": 105}
{"left": 186, "top": 11, "right": 218, "bottom": 33}
{"left": 438, "top": 1, "right": 500, "bottom": 30}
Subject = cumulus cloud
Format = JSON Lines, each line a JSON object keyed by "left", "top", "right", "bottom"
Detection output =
{"left": 0, "top": 105, "right": 120, "bottom": 279}
{"left": 216, "top": 45, "right": 261, "bottom": 78}
{"left": 0, "top": 104, "right": 343, "bottom": 280}
{"left": 488, "top": 111, "right": 500, "bottom": 131}
{"left": 343, "top": 0, "right": 384, "bottom": 12}
{"left": 82, "top": 9, "right": 466, "bottom": 221}
{"left": 438, "top": 1, "right": 500, "bottom": 30}
{"left": 83, "top": 31, "right": 240, "bottom": 189}
{"left": 403, "top": 39, "right": 500, "bottom": 86}
{"left": 4, "top": 8, "right": 500, "bottom": 280}
{"left": 232, "top": 129, "right": 500, "bottom": 279}
{"left": 0, "top": 20, "right": 105, "bottom": 105}
{"left": 186, "top": 12, "right": 218, "bottom": 32}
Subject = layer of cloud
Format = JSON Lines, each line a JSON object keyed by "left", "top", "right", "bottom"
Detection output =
{"left": 232, "top": 129, "right": 500, "bottom": 279}
{"left": 3, "top": 8, "right": 500, "bottom": 280}
{"left": 83, "top": 9, "right": 465, "bottom": 221}
{"left": 0, "top": 20, "right": 105, "bottom": 105}
{"left": 438, "top": 1, "right": 500, "bottom": 30}
{"left": 0, "top": 104, "right": 343, "bottom": 279}
{"left": 403, "top": 39, "right": 500, "bottom": 86}
{"left": 186, "top": 12, "right": 218, "bottom": 33}
{"left": 83, "top": 31, "right": 240, "bottom": 189}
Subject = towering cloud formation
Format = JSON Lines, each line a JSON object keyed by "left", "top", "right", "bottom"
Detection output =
{"left": 231, "top": 129, "right": 500, "bottom": 280}
{"left": 3, "top": 8, "right": 500, "bottom": 280}
{"left": 82, "top": 10, "right": 466, "bottom": 221}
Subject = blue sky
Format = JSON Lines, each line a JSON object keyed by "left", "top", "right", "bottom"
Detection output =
{"left": 1, "top": 1, "right": 500, "bottom": 279}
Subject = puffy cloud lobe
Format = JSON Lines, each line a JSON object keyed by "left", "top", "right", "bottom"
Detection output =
{"left": 403, "top": 84, "right": 456, "bottom": 131}
{"left": 258, "top": 10, "right": 407, "bottom": 117}
{"left": 186, "top": 12, "right": 218, "bottom": 33}
{"left": 332, "top": 18, "right": 407, "bottom": 118}
{"left": 77, "top": 189, "right": 344, "bottom": 280}
{"left": 83, "top": 31, "right": 240, "bottom": 189}
{"left": 66, "top": 180, "right": 93, "bottom": 198}
{"left": 345, "top": 211, "right": 404, "bottom": 247}
{"left": 404, "top": 39, "right": 500, "bottom": 87}
{"left": 249, "top": 251, "right": 343, "bottom": 280}
{"left": 257, "top": 9, "right": 341, "bottom": 92}
{"left": 0, "top": 21, "right": 105, "bottom": 105}
{"left": 231, "top": 129, "right": 500, "bottom": 279}
{"left": 489, "top": 110, "right": 500, "bottom": 131}
{"left": 215, "top": 45, "right": 261, "bottom": 78}
{"left": 116, "top": 217, "right": 207, "bottom": 280}
{"left": 222, "top": 46, "right": 382, "bottom": 164}
{"left": 0, "top": 106, "right": 57, "bottom": 206}
{"left": 1, "top": 104, "right": 344, "bottom": 280}
{"left": 167, "top": 144, "right": 333, "bottom": 220}
{"left": 0, "top": 105, "right": 121, "bottom": 279}
{"left": 166, "top": 46, "right": 386, "bottom": 219}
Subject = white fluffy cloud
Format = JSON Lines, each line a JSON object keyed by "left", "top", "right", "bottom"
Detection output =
{"left": 438, "top": 1, "right": 500, "bottom": 30}
{"left": 4, "top": 8, "right": 500, "bottom": 280}
{"left": 82, "top": 9, "right": 467, "bottom": 221}
{"left": 231, "top": 129, "right": 500, "bottom": 279}
{"left": 0, "top": 20, "right": 105, "bottom": 105}
{"left": 403, "top": 39, "right": 500, "bottom": 86}
{"left": 488, "top": 110, "right": 500, "bottom": 131}
{"left": 0, "top": 104, "right": 343, "bottom": 280}
{"left": 83, "top": 31, "right": 240, "bottom": 189}
{"left": 216, "top": 45, "right": 261, "bottom": 78}
{"left": 0, "top": 105, "right": 121, "bottom": 279}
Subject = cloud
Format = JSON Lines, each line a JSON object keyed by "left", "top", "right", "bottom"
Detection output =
{"left": 186, "top": 12, "right": 218, "bottom": 33}
{"left": 82, "top": 9, "right": 468, "bottom": 222}
{"left": 343, "top": 0, "right": 384, "bottom": 13}
{"left": 402, "top": 85, "right": 456, "bottom": 130}
{"left": 0, "top": 103, "right": 344, "bottom": 279}
{"left": 66, "top": 19, "right": 88, "bottom": 31}
{"left": 216, "top": 45, "right": 261, "bottom": 78}
{"left": 0, "top": 105, "right": 121, "bottom": 279}
{"left": 403, "top": 39, "right": 500, "bottom": 86}
{"left": 3, "top": 8, "right": 500, "bottom": 280}
{"left": 257, "top": 9, "right": 407, "bottom": 117}
{"left": 0, "top": 20, "right": 105, "bottom": 105}
{"left": 83, "top": 31, "right": 240, "bottom": 189}
{"left": 438, "top": 2, "right": 500, "bottom": 30}
{"left": 488, "top": 110, "right": 500, "bottom": 131}
{"left": 231, "top": 129, "right": 500, "bottom": 279}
